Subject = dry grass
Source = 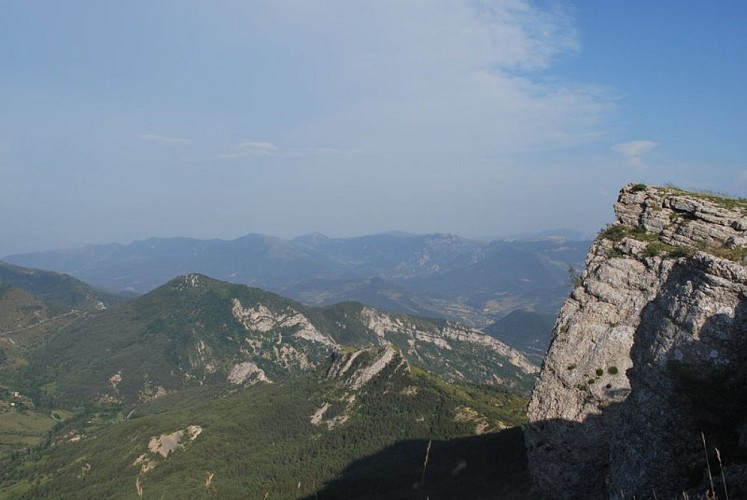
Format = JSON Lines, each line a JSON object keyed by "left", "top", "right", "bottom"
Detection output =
{"left": 702, "top": 432, "right": 716, "bottom": 497}
{"left": 204, "top": 471, "right": 215, "bottom": 493}
{"left": 417, "top": 439, "right": 432, "bottom": 500}
{"left": 716, "top": 449, "right": 729, "bottom": 500}
{"left": 701, "top": 432, "right": 730, "bottom": 500}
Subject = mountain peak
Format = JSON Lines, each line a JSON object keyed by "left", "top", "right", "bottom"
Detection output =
{"left": 173, "top": 273, "right": 209, "bottom": 288}
{"left": 0, "top": 260, "right": 122, "bottom": 309}
{"left": 292, "top": 231, "right": 330, "bottom": 243}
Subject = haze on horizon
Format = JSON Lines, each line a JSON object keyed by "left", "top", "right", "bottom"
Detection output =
{"left": 2, "top": 1, "right": 746, "bottom": 256}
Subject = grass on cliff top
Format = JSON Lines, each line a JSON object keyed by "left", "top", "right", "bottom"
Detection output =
{"left": 603, "top": 184, "right": 747, "bottom": 263}
{"left": 659, "top": 183, "right": 747, "bottom": 213}
{"left": 630, "top": 182, "right": 747, "bottom": 214}
{"left": 599, "top": 224, "right": 745, "bottom": 262}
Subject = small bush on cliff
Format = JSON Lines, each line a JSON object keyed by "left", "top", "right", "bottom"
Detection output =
{"left": 644, "top": 241, "right": 700, "bottom": 259}
{"left": 644, "top": 242, "right": 669, "bottom": 257}
{"left": 669, "top": 246, "right": 696, "bottom": 259}
{"left": 708, "top": 246, "right": 747, "bottom": 263}
{"left": 631, "top": 183, "right": 647, "bottom": 192}
{"left": 606, "top": 248, "right": 625, "bottom": 259}
{"left": 630, "top": 226, "right": 659, "bottom": 241}
{"left": 601, "top": 225, "right": 657, "bottom": 245}
{"left": 601, "top": 225, "right": 627, "bottom": 242}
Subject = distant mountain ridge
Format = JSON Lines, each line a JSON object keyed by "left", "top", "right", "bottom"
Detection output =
{"left": 0, "top": 261, "right": 124, "bottom": 310}
{"left": 4, "top": 232, "right": 590, "bottom": 330}
{"left": 0, "top": 261, "right": 126, "bottom": 372}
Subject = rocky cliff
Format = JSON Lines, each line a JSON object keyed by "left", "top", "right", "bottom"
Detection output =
{"left": 526, "top": 184, "right": 747, "bottom": 499}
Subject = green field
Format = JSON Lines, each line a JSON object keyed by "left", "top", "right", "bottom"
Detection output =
{"left": 0, "top": 408, "right": 73, "bottom": 458}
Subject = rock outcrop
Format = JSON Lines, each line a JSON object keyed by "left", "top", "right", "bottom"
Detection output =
{"left": 310, "top": 346, "right": 410, "bottom": 430}
{"left": 526, "top": 184, "right": 747, "bottom": 499}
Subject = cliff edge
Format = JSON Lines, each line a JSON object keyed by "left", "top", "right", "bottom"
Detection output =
{"left": 526, "top": 184, "right": 747, "bottom": 499}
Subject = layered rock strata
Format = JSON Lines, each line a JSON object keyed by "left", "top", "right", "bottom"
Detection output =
{"left": 526, "top": 184, "right": 747, "bottom": 499}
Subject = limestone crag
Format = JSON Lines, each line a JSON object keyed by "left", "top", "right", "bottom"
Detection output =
{"left": 327, "top": 345, "right": 408, "bottom": 390}
{"left": 311, "top": 346, "right": 409, "bottom": 429}
{"left": 361, "top": 306, "right": 538, "bottom": 385}
{"left": 231, "top": 299, "right": 336, "bottom": 346}
{"left": 615, "top": 185, "right": 747, "bottom": 249}
{"left": 526, "top": 184, "right": 747, "bottom": 499}
{"left": 227, "top": 360, "right": 270, "bottom": 385}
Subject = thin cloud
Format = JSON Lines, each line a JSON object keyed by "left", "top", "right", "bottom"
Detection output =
{"left": 612, "top": 140, "right": 658, "bottom": 168}
{"left": 282, "top": 147, "right": 387, "bottom": 159}
{"left": 138, "top": 134, "right": 191, "bottom": 145}
{"left": 219, "top": 141, "right": 278, "bottom": 159}
{"left": 244, "top": 0, "right": 613, "bottom": 157}
{"left": 219, "top": 141, "right": 385, "bottom": 160}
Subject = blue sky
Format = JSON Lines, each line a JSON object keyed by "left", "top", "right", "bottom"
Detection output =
{"left": 1, "top": 0, "right": 746, "bottom": 254}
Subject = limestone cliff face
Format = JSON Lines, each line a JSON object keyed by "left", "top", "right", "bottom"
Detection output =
{"left": 526, "top": 184, "right": 747, "bottom": 499}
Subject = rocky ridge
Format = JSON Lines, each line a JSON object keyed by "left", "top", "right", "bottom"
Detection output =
{"left": 26, "top": 273, "right": 537, "bottom": 409}
{"left": 526, "top": 184, "right": 747, "bottom": 499}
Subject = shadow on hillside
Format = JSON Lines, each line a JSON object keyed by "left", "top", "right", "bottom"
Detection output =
{"left": 305, "top": 427, "right": 543, "bottom": 500}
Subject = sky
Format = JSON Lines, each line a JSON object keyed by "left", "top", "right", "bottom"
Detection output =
{"left": 1, "top": 0, "right": 746, "bottom": 255}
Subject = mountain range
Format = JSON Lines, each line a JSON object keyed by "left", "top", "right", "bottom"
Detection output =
{"left": 3, "top": 232, "right": 590, "bottom": 331}
{"left": 4, "top": 185, "right": 746, "bottom": 498}
{"left": 0, "top": 261, "right": 538, "bottom": 498}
